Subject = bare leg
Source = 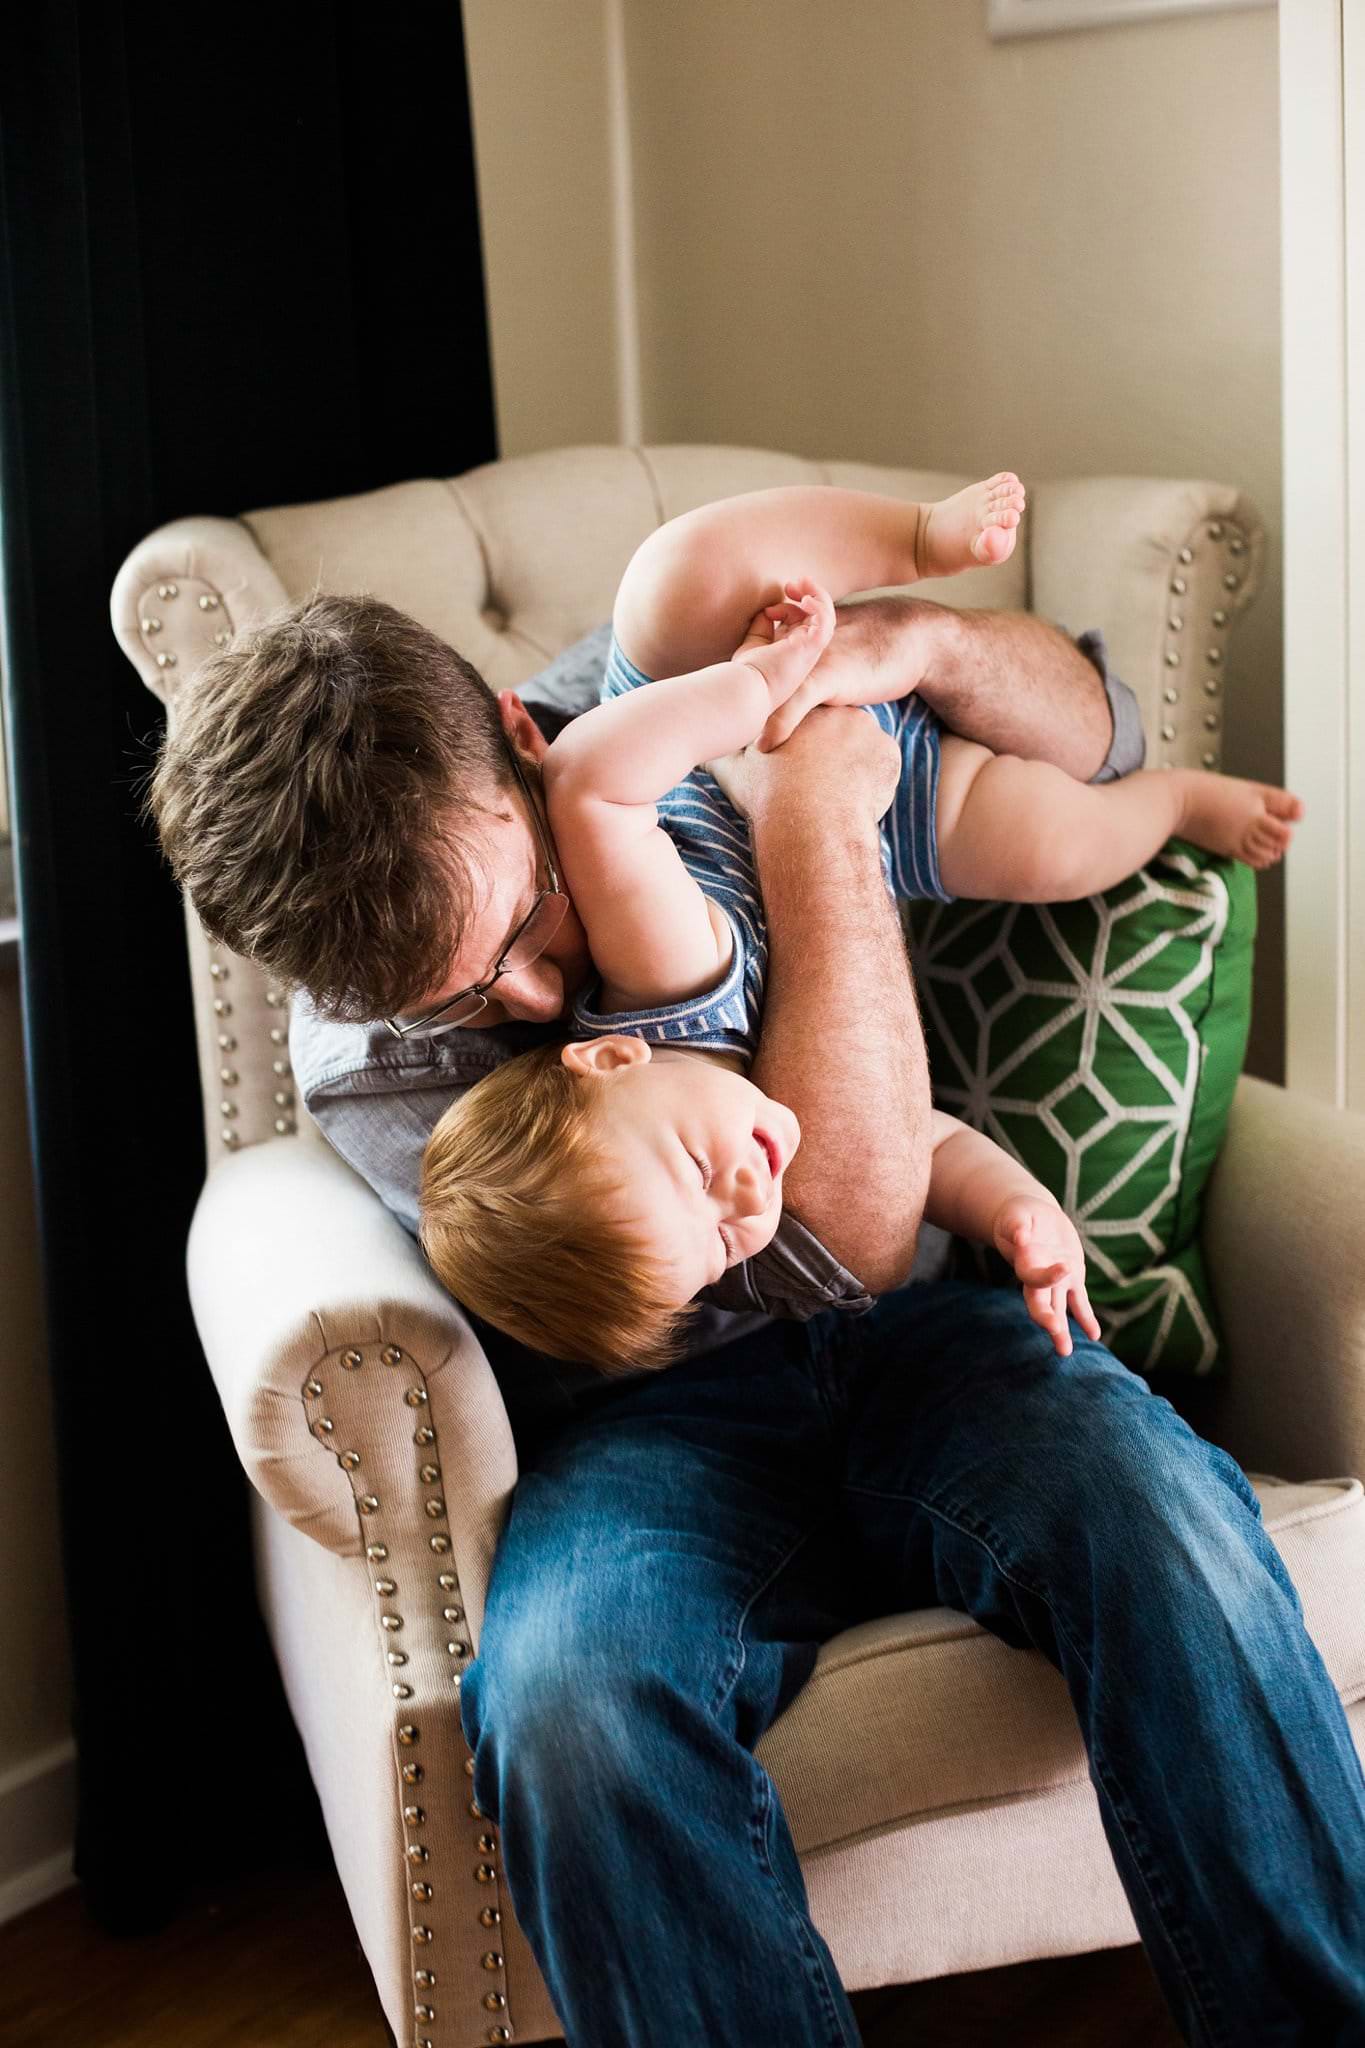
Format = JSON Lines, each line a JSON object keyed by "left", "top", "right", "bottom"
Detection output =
{"left": 936, "top": 738, "right": 1304, "bottom": 902}
{"left": 614, "top": 478, "right": 1025, "bottom": 681}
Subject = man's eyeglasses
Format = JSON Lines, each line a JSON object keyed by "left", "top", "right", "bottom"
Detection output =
{"left": 383, "top": 748, "right": 569, "bottom": 1041}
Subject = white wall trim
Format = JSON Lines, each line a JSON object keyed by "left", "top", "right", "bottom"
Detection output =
{"left": 0, "top": 1740, "right": 76, "bottom": 1926}
{"left": 1281, "top": 0, "right": 1352, "bottom": 1105}
{"left": 604, "top": 0, "right": 642, "bottom": 445}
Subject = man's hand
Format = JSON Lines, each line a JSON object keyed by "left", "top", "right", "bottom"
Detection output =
{"left": 755, "top": 596, "right": 950, "bottom": 751}
{"left": 992, "top": 1195, "right": 1101, "bottom": 1359}
{"left": 708, "top": 701, "right": 901, "bottom": 828}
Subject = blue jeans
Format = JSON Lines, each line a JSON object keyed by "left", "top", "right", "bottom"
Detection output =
{"left": 461, "top": 1283, "right": 1365, "bottom": 2046}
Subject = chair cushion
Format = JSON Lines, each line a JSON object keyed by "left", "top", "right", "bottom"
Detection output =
{"left": 909, "top": 841, "right": 1256, "bottom": 1377}
{"left": 756, "top": 1474, "right": 1365, "bottom": 1858}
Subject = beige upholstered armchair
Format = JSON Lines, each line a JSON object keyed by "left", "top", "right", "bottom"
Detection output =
{"left": 111, "top": 446, "right": 1365, "bottom": 2048}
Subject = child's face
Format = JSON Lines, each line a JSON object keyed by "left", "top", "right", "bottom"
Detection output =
{"left": 570, "top": 1042, "right": 801, "bottom": 1307}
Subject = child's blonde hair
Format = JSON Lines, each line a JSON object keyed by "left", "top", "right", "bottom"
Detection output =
{"left": 419, "top": 1042, "right": 694, "bottom": 1374}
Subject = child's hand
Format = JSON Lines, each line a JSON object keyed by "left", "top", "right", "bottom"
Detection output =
{"left": 992, "top": 1194, "right": 1101, "bottom": 1359}
{"left": 733, "top": 578, "right": 836, "bottom": 709}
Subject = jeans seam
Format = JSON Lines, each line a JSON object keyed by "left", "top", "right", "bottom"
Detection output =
{"left": 846, "top": 1480, "right": 1229, "bottom": 2048}
{"left": 706, "top": 1518, "right": 831, "bottom": 1722}
{"left": 749, "top": 1765, "right": 858, "bottom": 2047}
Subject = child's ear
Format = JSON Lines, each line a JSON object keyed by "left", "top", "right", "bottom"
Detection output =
{"left": 561, "top": 1036, "right": 652, "bottom": 1077}
{"left": 497, "top": 690, "right": 550, "bottom": 765}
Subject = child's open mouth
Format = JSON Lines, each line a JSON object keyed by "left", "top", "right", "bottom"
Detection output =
{"left": 754, "top": 1128, "right": 781, "bottom": 1180}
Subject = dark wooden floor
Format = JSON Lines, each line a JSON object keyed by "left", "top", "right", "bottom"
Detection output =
{"left": 0, "top": 1865, "right": 1183, "bottom": 2046}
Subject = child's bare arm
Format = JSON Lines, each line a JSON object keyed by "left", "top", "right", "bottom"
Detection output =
{"left": 925, "top": 1110, "right": 1100, "bottom": 1357}
{"left": 544, "top": 587, "right": 835, "bottom": 1009}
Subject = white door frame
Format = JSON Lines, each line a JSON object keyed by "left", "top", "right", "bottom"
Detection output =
{"left": 1281, "top": 0, "right": 1363, "bottom": 1109}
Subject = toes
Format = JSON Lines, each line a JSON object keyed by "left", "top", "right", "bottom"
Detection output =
{"left": 1265, "top": 788, "right": 1304, "bottom": 821}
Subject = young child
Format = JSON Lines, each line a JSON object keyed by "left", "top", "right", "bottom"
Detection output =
{"left": 420, "top": 476, "right": 1301, "bottom": 1372}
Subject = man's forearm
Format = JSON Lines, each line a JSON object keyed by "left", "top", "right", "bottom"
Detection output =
{"left": 878, "top": 600, "right": 1115, "bottom": 781}
{"left": 748, "top": 810, "right": 930, "bottom": 1293}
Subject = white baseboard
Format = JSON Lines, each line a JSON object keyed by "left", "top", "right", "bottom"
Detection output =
{"left": 0, "top": 1741, "right": 77, "bottom": 1926}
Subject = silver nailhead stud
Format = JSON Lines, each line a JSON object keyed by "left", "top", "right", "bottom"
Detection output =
{"left": 414, "top": 1969, "right": 435, "bottom": 1988}
{"left": 198, "top": 593, "right": 221, "bottom": 609}
{"left": 1229, "top": 538, "right": 1245, "bottom": 555}
{"left": 1163, "top": 688, "right": 1178, "bottom": 704}
{"left": 387, "top": 1652, "right": 408, "bottom": 1667}
{"left": 470, "top": 1799, "right": 484, "bottom": 1819}
{"left": 420, "top": 1464, "right": 441, "bottom": 1484}
{"left": 443, "top": 1605, "right": 464, "bottom": 1623}
{"left": 1202, "top": 751, "right": 1218, "bottom": 768}
{"left": 404, "top": 1804, "right": 426, "bottom": 1825}
{"left": 375, "top": 1577, "right": 396, "bottom": 1595}
{"left": 1204, "top": 678, "right": 1220, "bottom": 696}
{"left": 141, "top": 616, "right": 162, "bottom": 632}
{"left": 1161, "top": 724, "right": 1175, "bottom": 741}
{"left": 217, "top": 1035, "right": 236, "bottom": 1051}
{"left": 484, "top": 1992, "right": 507, "bottom": 2011}
{"left": 482, "top": 1952, "right": 503, "bottom": 1971}
{"left": 408, "top": 1843, "right": 429, "bottom": 1864}
{"left": 358, "top": 1493, "right": 379, "bottom": 1512}
{"left": 424, "top": 1499, "right": 446, "bottom": 1520}
{"left": 338, "top": 1450, "right": 360, "bottom": 1471}
{"left": 220, "top": 1100, "right": 237, "bottom": 1118}
{"left": 1178, "top": 546, "right": 1193, "bottom": 564}
{"left": 272, "top": 1058, "right": 290, "bottom": 1077}
{"left": 1213, "top": 608, "right": 1228, "bottom": 626}
{"left": 412, "top": 1925, "right": 432, "bottom": 1946}
{"left": 430, "top": 1535, "right": 451, "bottom": 1555}
{"left": 447, "top": 1641, "right": 469, "bottom": 1657}
{"left": 382, "top": 1345, "right": 404, "bottom": 1366}
{"left": 157, "top": 582, "right": 179, "bottom": 599}
{"left": 489, "top": 2029, "right": 512, "bottom": 2044}
{"left": 1209, "top": 522, "right": 1224, "bottom": 539}
{"left": 476, "top": 1864, "right": 496, "bottom": 1884}
{"left": 398, "top": 1724, "right": 419, "bottom": 1745}
{"left": 393, "top": 1683, "right": 413, "bottom": 1700}
{"left": 214, "top": 630, "right": 231, "bottom": 646}
{"left": 305, "top": 1378, "right": 323, "bottom": 1397}
{"left": 381, "top": 1613, "right": 403, "bottom": 1631}
{"left": 367, "top": 1544, "right": 388, "bottom": 1562}
{"left": 415, "top": 2007, "right": 435, "bottom": 2024}
{"left": 405, "top": 1388, "right": 428, "bottom": 1408}
{"left": 220, "top": 1068, "right": 238, "bottom": 1085}
{"left": 411, "top": 1881, "right": 432, "bottom": 1901}
{"left": 213, "top": 999, "right": 231, "bottom": 1016}
{"left": 414, "top": 1427, "right": 436, "bottom": 1447}
{"left": 269, "top": 1026, "right": 286, "bottom": 1044}
{"left": 265, "top": 989, "right": 283, "bottom": 1006}
{"left": 1223, "top": 573, "right": 1240, "bottom": 591}
{"left": 1169, "top": 614, "right": 1183, "bottom": 631}
{"left": 403, "top": 1764, "right": 424, "bottom": 1786}
{"left": 273, "top": 1090, "right": 292, "bottom": 1108}
{"left": 438, "top": 1574, "right": 457, "bottom": 1592}
{"left": 478, "top": 1833, "right": 497, "bottom": 1854}
{"left": 479, "top": 1903, "right": 500, "bottom": 1925}
{"left": 1207, "top": 648, "right": 1223, "bottom": 665}
{"left": 342, "top": 1348, "right": 363, "bottom": 1370}
{"left": 1164, "top": 651, "right": 1179, "bottom": 667}
{"left": 209, "top": 962, "right": 227, "bottom": 979}
{"left": 274, "top": 1118, "right": 295, "bottom": 1135}
{"left": 1204, "top": 712, "right": 1220, "bottom": 730}
{"left": 155, "top": 652, "right": 177, "bottom": 668}
{"left": 314, "top": 1419, "right": 335, "bottom": 1437}
{"left": 221, "top": 1130, "right": 239, "bottom": 1148}
{"left": 465, "top": 1758, "right": 476, "bottom": 1777}
{"left": 1170, "top": 577, "right": 1187, "bottom": 595}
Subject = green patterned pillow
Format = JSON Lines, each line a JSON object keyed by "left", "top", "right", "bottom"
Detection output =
{"left": 907, "top": 841, "right": 1256, "bottom": 1378}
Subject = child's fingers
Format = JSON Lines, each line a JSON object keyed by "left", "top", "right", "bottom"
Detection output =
{"left": 1071, "top": 1285, "right": 1102, "bottom": 1342}
{"left": 1013, "top": 1256, "right": 1068, "bottom": 1288}
{"left": 758, "top": 679, "right": 822, "bottom": 751}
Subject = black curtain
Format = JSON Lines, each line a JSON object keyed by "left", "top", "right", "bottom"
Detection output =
{"left": 0, "top": 2, "right": 495, "bottom": 1932}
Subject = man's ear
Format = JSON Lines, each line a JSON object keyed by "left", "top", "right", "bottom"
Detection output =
{"left": 561, "top": 1036, "right": 652, "bottom": 1077}
{"left": 497, "top": 689, "right": 549, "bottom": 765}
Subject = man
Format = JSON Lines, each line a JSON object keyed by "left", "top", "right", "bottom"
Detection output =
{"left": 152, "top": 590, "right": 1365, "bottom": 2045}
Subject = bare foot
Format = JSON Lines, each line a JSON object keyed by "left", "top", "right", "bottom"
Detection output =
{"left": 1175, "top": 772, "right": 1304, "bottom": 869}
{"left": 919, "top": 472, "right": 1026, "bottom": 578}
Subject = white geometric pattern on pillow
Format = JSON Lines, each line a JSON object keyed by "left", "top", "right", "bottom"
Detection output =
{"left": 910, "top": 848, "right": 1238, "bottom": 1376}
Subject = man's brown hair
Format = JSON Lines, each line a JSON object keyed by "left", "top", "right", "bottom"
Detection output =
{"left": 420, "top": 1043, "right": 694, "bottom": 1375}
{"left": 145, "top": 592, "right": 514, "bottom": 1018}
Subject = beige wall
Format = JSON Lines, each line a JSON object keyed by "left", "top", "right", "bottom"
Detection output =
{"left": 469, "top": 0, "right": 1284, "bottom": 1073}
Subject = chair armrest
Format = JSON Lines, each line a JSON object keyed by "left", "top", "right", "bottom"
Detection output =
{"left": 1195, "top": 1075, "right": 1365, "bottom": 1480}
{"left": 1029, "top": 476, "right": 1266, "bottom": 771}
{"left": 187, "top": 1137, "right": 517, "bottom": 1644}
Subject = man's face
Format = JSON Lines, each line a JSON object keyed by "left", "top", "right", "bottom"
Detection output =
{"left": 407, "top": 762, "right": 592, "bottom": 1030}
